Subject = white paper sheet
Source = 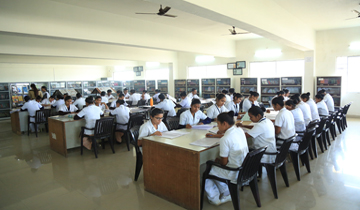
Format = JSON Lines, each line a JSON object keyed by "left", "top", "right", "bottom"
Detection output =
{"left": 209, "top": 127, "right": 219, "bottom": 134}
{"left": 158, "top": 130, "right": 188, "bottom": 139}
{"left": 190, "top": 137, "right": 220, "bottom": 148}
{"left": 191, "top": 125, "right": 214, "bottom": 130}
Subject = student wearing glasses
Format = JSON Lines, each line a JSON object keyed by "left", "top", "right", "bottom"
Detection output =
{"left": 206, "top": 94, "right": 229, "bottom": 120}
{"left": 179, "top": 99, "right": 211, "bottom": 129}
{"left": 138, "top": 108, "right": 168, "bottom": 146}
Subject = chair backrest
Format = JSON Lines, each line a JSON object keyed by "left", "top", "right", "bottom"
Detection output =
{"left": 137, "top": 100, "right": 146, "bottom": 106}
{"left": 306, "top": 119, "right": 319, "bottom": 131}
{"left": 343, "top": 104, "right": 350, "bottom": 115}
{"left": 35, "top": 109, "right": 51, "bottom": 123}
{"left": 129, "top": 125, "right": 141, "bottom": 147}
{"left": 163, "top": 110, "right": 169, "bottom": 122}
{"left": 94, "top": 117, "right": 115, "bottom": 139}
{"left": 298, "top": 124, "right": 317, "bottom": 153}
{"left": 165, "top": 117, "right": 180, "bottom": 131}
{"left": 106, "top": 102, "right": 112, "bottom": 108}
{"left": 200, "top": 105, "right": 205, "bottom": 112}
{"left": 274, "top": 137, "right": 294, "bottom": 167}
{"left": 176, "top": 108, "right": 189, "bottom": 117}
{"left": 316, "top": 117, "right": 328, "bottom": 134}
{"left": 128, "top": 114, "right": 144, "bottom": 129}
{"left": 238, "top": 147, "right": 267, "bottom": 184}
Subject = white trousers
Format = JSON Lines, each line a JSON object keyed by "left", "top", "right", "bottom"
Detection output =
{"left": 205, "top": 179, "right": 229, "bottom": 201}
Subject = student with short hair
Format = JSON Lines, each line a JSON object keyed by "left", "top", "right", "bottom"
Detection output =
{"left": 41, "top": 96, "right": 56, "bottom": 106}
{"left": 58, "top": 96, "right": 79, "bottom": 115}
{"left": 319, "top": 89, "right": 335, "bottom": 112}
{"left": 123, "top": 88, "right": 130, "bottom": 99}
{"left": 300, "top": 92, "right": 320, "bottom": 121}
{"left": 225, "top": 93, "right": 243, "bottom": 118}
{"left": 291, "top": 94, "right": 312, "bottom": 125}
{"left": 285, "top": 99, "right": 306, "bottom": 132}
{"left": 105, "top": 89, "right": 115, "bottom": 100}
{"left": 73, "top": 93, "right": 86, "bottom": 110}
{"left": 154, "top": 94, "right": 176, "bottom": 117}
{"left": 206, "top": 94, "right": 229, "bottom": 120}
{"left": 100, "top": 91, "right": 109, "bottom": 103}
{"left": 95, "top": 96, "right": 109, "bottom": 111}
{"left": 242, "top": 91, "right": 260, "bottom": 112}
{"left": 204, "top": 111, "right": 248, "bottom": 205}
{"left": 52, "top": 95, "right": 65, "bottom": 112}
{"left": 179, "top": 99, "right": 211, "bottom": 129}
{"left": 21, "top": 96, "right": 43, "bottom": 132}
{"left": 142, "top": 90, "right": 151, "bottom": 101}
{"left": 129, "top": 89, "right": 141, "bottom": 106}
{"left": 315, "top": 93, "right": 329, "bottom": 116}
{"left": 110, "top": 94, "right": 128, "bottom": 108}
{"left": 178, "top": 91, "right": 191, "bottom": 108}
{"left": 187, "top": 88, "right": 199, "bottom": 100}
{"left": 153, "top": 89, "right": 161, "bottom": 103}
{"left": 138, "top": 108, "right": 169, "bottom": 146}
{"left": 110, "top": 99, "right": 130, "bottom": 143}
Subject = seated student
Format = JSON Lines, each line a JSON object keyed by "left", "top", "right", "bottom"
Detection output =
{"left": 283, "top": 89, "right": 290, "bottom": 101}
{"left": 41, "top": 86, "right": 50, "bottom": 100}
{"left": 291, "top": 94, "right": 312, "bottom": 125}
{"left": 73, "top": 93, "right": 86, "bottom": 110}
{"left": 206, "top": 94, "right": 229, "bottom": 120}
{"left": 315, "top": 93, "right": 329, "bottom": 116}
{"left": 272, "top": 97, "right": 296, "bottom": 147}
{"left": 52, "top": 95, "right": 65, "bottom": 112}
{"left": 153, "top": 89, "right": 161, "bottom": 103}
{"left": 105, "top": 89, "right": 115, "bottom": 100}
{"left": 138, "top": 108, "right": 169, "bottom": 146}
{"left": 110, "top": 94, "right": 128, "bottom": 109}
{"left": 155, "top": 94, "right": 176, "bottom": 117}
{"left": 225, "top": 93, "right": 243, "bottom": 118}
{"left": 319, "top": 89, "right": 335, "bottom": 112}
{"left": 95, "top": 96, "right": 109, "bottom": 111}
{"left": 35, "top": 96, "right": 42, "bottom": 105}
{"left": 41, "top": 96, "right": 56, "bottom": 106}
{"left": 100, "top": 91, "right": 108, "bottom": 103}
{"left": 28, "top": 83, "right": 43, "bottom": 100}
{"left": 74, "top": 96, "right": 104, "bottom": 150}
{"left": 129, "top": 89, "right": 141, "bottom": 106}
{"left": 178, "top": 91, "right": 191, "bottom": 108}
{"left": 58, "top": 96, "right": 79, "bottom": 115}
{"left": 141, "top": 90, "right": 151, "bottom": 101}
{"left": 187, "top": 88, "right": 200, "bottom": 100}
{"left": 179, "top": 99, "right": 211, "bottom": 129}
{"left": 285, "top": 100, "right": 306, "bottom": 132}
{"left": 236, "top": 106, "right": 277, "bottom": 164}
{"left": 110, "top": 99, "right": 130, "bottom": 143}
{"left": 242, "top": 91, "right": 260, "bottom": 112}
{"left": 21, "top": 96, "right": 43, "bottom": 132}
{"left": 269, "top": 91, "right": 284, "bottom": 108}
{"left": 222, "top": 89, "right": 231, "bottom": 103}
{"left": 301, "top": 92, "right": 320, "bottom": 121}
{"left": 123, "top": 88, "right": 130, "bottom": 99}
{"left": 115, "top": 90, "right": 122, "bottom": 99}
{"left": 229, "top": 88, "right": 235, "bottom": 101}
{"left": 204, "top": 111, "right": 249, "bottom": 205}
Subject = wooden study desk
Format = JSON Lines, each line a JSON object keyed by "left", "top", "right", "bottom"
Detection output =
{"left": 238, "top": 111, "right": 279, "bottom": 129}
{"left": 142, "top": 126, "right": 219, "bottom": 210}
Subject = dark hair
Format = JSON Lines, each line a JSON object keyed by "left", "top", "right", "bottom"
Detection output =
{"left": 272, "top": 96, "right": 284, "bottom": 107}
{"left": 285, "top": 99, "right": 296, "bottom": 108}
{"left": 76, "top": 93, "right": 82, "bottom": 98}
{"left": 57, "top": 95, "right": 64, "bottom": 100}
{"left": 119, "top": 94, "right": 125, "bottom": 98}
{"left": 318, "top": 89, "right": 326, "bottom": 94}
{"left": 24, "top": 96, "right": 30, "bottom": 102}
{"left": 150, "top": 108, "right": 164, "bottom": 117}
{"left": 283, "top": 89, "right": 289, "bottom": 94}
{"left": 300, "top": 92, "right": 310, "bottom": 100}
{"left": 315, "top": 94, "right": 324, "bottom": 100}
{"left": 117, "top": 90, "right": 122, "bottom": 94}
{"left": 49, "top": 96, "right": 54, "bottom": 99}
{"left": 276, "top": 91, "right": 284, "bottom": 96}
{"left": 41, "top": 86, "right": 47, "bottom": 91}
{"left": 130, "top": 89, "right": 135, "bottom": 94}
{"left": 116, "top": 99, "right": 125, "bottom": 105}
{"left": 159, "top": 93, "right": 165, "bottom": 100}
{"left": 217, "top": 111, "right": 235, "bottom": 126}
{"left": 234, "top": 93, "right": 243, "bottom": 99}
{"left": 100, "top": 91, "right": 106, "bottom": 96}
{"left": 290, "top": 95, "right": 300, "bottom": 104}
{"left": 85, "top": 96, "right": 94, "bottom": 104}
{"left": 155, "top": 89, "right": 161, "bottom": 93}
{"left": 248, "top": 106, "right": 264, "bottom": 117}
{"left": 63, "top": 93, "right": 68, "bottom": 97}
{"left": 191, "top": 98, "right": 201, "bottom": 106}
{"left": 191, "top": 88, "right": 197, "bottom": 92}
{"left": 107, "top": 89, "right": 112, "bottom": 93}
{"left": 65, "top": 96, "right": 72, "bottom": 102}
{"left": 143, "top": 90, "right": 147, "bottom": 93}
{"left": 95, "top": 96, "right": 102, "bottom": 100}
{"left": 30, "top": 84, "right": 39, "bottom": 97}
{"left": 124, "top": 88, "right": 128, "bottom": 91}
{"left": 229, "top": 88, "right": 235, "bottom": 94}
{"left": 180, "top": 91, "right": 187, "bottom": 97}
{"left": 216, "top": 93, "right": 226, "bottom": 101}
{"left": 36, "top": 96, "right": 42, "bottom": 101}
{"left": 249, "top": 91, "right": 259, "bottom": 97}
{"left": 222, "top": 89, "right": 228, "bottom": 94}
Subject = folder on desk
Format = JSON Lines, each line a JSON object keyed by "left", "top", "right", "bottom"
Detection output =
{"left": 190, "top": 137, "right": 220, "bottom": 148}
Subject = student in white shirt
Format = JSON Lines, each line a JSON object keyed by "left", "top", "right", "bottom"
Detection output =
{"left": 100, "top": 91, "right": 109, "bottom": 103}
{"left": 138, "top": 108, "right": 169, "bottom": 146}
{"left": 291, "top": 94, "right": 312, "bottom": 125}
{"left": 155, "top": 94, "right": 176, "bottom": 117}
{"left": 58, "top": 96, "right": 79, "bottom": 115}
{"left": 129, "top": 89, "right": 141, "bottom": 106}
{"left": 242, "top": 91, "right": 260, "bottom": 112}
{"left": 74, "top": 96, "right": 104, "bottom": 150}
{"left": 41, "top": 86, "right": 50, "bottom": 100}
{"left": 237, "top": 106, "right": 277, "bottom": 164}
{"left": 41, "top": 96, "right": 56, "bottom": 106}
{"left": 222, "top": 89, "right": 231, "bottom": 103}
{"left": 95, "top": 96, "right": 109, "bottom": 111}
{"left": 179, "top": 99, "right": 211, "bottom": 129}
{"left": 315, "top": 93, "right": 329, "bottom": 116}
{"left": 110, "top": 94, "right": 128, "bottom": 109}
{"left": 272, "top": 97, "right": 296, "bottom": 147}
{"left": 225, "top": 93, "right": 243, "bottom": 119}
{"left": 106, "top": 89, "right": 115, "bottom": 100}
{"left": 229, "top": 88, "right": 235, "bottom": 101}
{"left": 319, "top": 89, "right": 335, "bottom": 112}
{"left": 21, "top": 96, "right": 43, "bottom": 132}
{"left": 141, "top": 90, "right": 151, "bottom": 101}
{"left": 285, "top": 100, "right": 306, "bottom": 132}
{"left": 204, "top": 111, "right": 249, "bottom": 205}
{"left": 269, "top": 91, "right": 284, "bottom": 108}
{"left": 283, "top": 89, "right": 290, "bottom": 101}
{"left": 52, "top": 95, "right": 65, "bottom": 112}
{"left": 187, "top": 88, "right": 200, "bottom": 100}
{"left": 152, "top": 89, "right": 161, "bottom": 103}
{"left": 35, "top": 96, "right": 42, "bottom": 105}
{"left": 110, "top": 99, "right": 130, "bottom": 143}
{"left": 300, "top": 92, "right": 320, "bottom": 121}
{"left": 123, "top": 88, "right": 130, "bottom": 99}
{"left": 178, "top": 91, "right": 191, "bottom": 108}
{"left": 73, "top": 93, "right": 86, "bottom": 110}
{"left": 206, "top": 94, "right": 229, "bottom": 120}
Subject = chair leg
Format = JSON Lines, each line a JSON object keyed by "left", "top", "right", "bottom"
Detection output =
{"left": 101, "top": 139, "right": 105, "bottom": 149}
{"left": 200, "top": 176, "right": 206, "bottom": 210}
{"left": 109, "top": 137, "right": 115, "bottom": 154}
{"left": 45, "top": 123, "right": 49, "bottom": 133}
{"left": 336, "top": 120, "right": 342, "bottom": 134}
{"left": 330, "top": 125, "right": 336, "bottom": 140}
{"left": 35, "top": 124, "right": 38, "bottom": 138}
{"left": 279, "top": 163, "right": 289, "bottom": 187}
{"left": 92, "top": 137, "right": 98, "bottom": 158}
{"left": 264, "top": 165, "right": 278, "bottom": 199}
{"left": 249, "top": 178, "right": 261, "bottom": 207}
{"left": 300, "top": 150, "right": 311, "bottom": 173}
{"left": 321, "top": 132, "right": 328, "bottom": 150}
{"left": 290, "top": 152, "right": 301, "bottom": 181}
{"left": 311, "top": 136, "right": 318, "bottom": 158}
{"left": 316, "top": 136, "right": 324, "bottom": 153}
{"left": 228, "top": 183, "right": 241, "bottom": 210}
{"left": 308, "top": 140, "right": 314, "bottom": 160}
{"left": 326, "top": 131, "right": 331, "bottom": 146}
{"left": 134, "top": 151, "right": 143, "bottom": 181}
{"left": 258, "top": 165, "right": 263, "bottom": 178}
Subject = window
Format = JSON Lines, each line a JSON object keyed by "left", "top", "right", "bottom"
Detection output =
{"left": 249, "top": 62, "right": 276, "bottom": 77}
{"left": 114, "top": 70, "right": 134, "bottom": 81}
{"left": 347, "top": 56, "right": 360, "bottom": 92}
{"left": 188, "top": 65, "right": 227, "bottom": 79}
{"left": 145, "top": 68, "right": 169, "bottom": 80}
{"left": 249, "top": 60, "right": 304, "bottom": 77}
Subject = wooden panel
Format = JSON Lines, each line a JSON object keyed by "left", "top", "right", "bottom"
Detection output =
{"left": 49, "top": 118, "right": 67, "bottom": 157}
{"left": 143, "top": 140, "right": 201, "bottom": 210}
{"left": 11, "top": 112, "right": 21, "bottom": 135}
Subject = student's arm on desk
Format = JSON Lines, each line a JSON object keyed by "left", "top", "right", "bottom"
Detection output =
{"left": 205, "top": 133, "right": 224, "bottom": 138}
{"left": 137, "top": 131, "right": 162, "bottom": 147}
{"left": 58, "top": 111, "right": 69, "bottom": 115}
{"left": 73, "top": 115, "right": 83, "bottom": 120}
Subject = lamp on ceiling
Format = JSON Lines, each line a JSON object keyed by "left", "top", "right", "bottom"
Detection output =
{"left": 255, "top": 49, "right": 282, "bottom": 57}
{"left": 195, "top": 55, "right": 215, "bottom": 63}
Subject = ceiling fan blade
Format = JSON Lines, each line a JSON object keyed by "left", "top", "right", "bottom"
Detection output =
{"left": 162, "top": 6, "right": 171, "bottom": 14}
{"left": 353, "top": 10, "right": 360, "bottom": 14}
{"left": 163, "top": 14, "right": 177, "bottom": 18}
{"left": 236, "top": 32, "right": 251, "bottom": 34}
{"left": 228, "top": 29, "right": 233, "bottom": 33}
{"left": 345, "top": 17, "right": 359, "bottom": 20}
{"left": 135, "top": 13, "right": 157, "bottom": 15}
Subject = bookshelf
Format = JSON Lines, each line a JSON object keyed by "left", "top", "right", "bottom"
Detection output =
{"left": 316, "top": 76, "right": 341, "bottom": 107}
{"left": 201, "top": 78, "right": 216, "bottom": 99}
{"left": 110, "top": 81, "right": 123, "bottom": 92}
{"left": 10, "top": 82, "right": 30, "bottom": 107}
{"left": 67, "top": 81, "right": 83, "bottom": 95}
{"left": 133, "top": 80, "right": 146, "bottom": 93}
{"left": 157, "top": 80, "right": 168, "bottom": 93}
{"left": 83, "top": 81, "right": 96, "bottom": 96}
{"left": 240, "top": 78, "right": 258, "bottom": 97}
{"left": 123, "top": 81, "right": 134, "bottom": 90}
{"left": 146, "top": 80, "right": 156, "bottom": 94}
{"left": 174, "top": 80, "right": 186, "bottom": 99}
{"left": 0, "top": 83, "right": 11, "bottom": 119}
{"left": 281, "top": 77, "right": 302, "bottom": 96}
{"left": 216, "top": 78, "right": 231, "bottom": 93}
{"left": 187, "top": 79, "right": 200, "bottom": 96}
{"left": 50, "top": 82, "right": 66, "bottom": 96}
{"left": 260, "top": 78, "right": 280, "bottom": 104}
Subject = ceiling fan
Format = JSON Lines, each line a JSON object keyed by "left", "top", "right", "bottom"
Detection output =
{"left": 346, "top": 10, "right": 360, "bottom": 20}
{"left": 227, "top": 26, "right": 250, "bottom": 35}
{"left": 135, "top": 5, "right": 177, "bottom": 18}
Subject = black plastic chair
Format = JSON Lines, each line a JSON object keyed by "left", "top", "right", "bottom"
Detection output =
{"left": 115, "top": 114, "right": 144, "bottom": 151}
{"left": 320, "top": 116, "right": 330, "bottom": 150}
{"left": 80, "top": 117, "right": 115, "bottom": 158}
{"left": 162, "top": 110, "right": 169, "bottom": 122}
{"left": 329, "top": 112, "right": 337, "bottom": 141}
{"left": 129, "top": 125, "right": 142, "bottom": 181}
{"left": 137, "top": 100, "right": 146, "bottom": 106}
{"left": 289, "top": 124, "right": 317, "bottom": 181}
{"left": 261, "top": 137, "right": 294, "bottom": 199}
{"left": 200, "top": 147, "right": 267, "bottom": 210}
{"left": 165, "top": 117, "right": 180, "bottom": 131}
{"left": 314, "top": 117, "right": 327, "bottom": 153}
{"left": 335, "top": 108, "right": 344, "bottom": 134}
{"left": 342, "top": 103, "right": 351, "bottom": 129}
{"left": 28, "top": 109, "right": 51, "bottom": 137}
{"left": 176, "top": 108, "right": 189, "bottom": 117}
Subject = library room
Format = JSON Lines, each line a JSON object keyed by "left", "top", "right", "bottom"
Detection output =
{"left": 0, "top": 0, "right": 359, "bottom": 210}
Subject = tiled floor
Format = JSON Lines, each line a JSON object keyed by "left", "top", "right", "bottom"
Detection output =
{"left": 0, "top": 118, "right": 360, "bottom": 210}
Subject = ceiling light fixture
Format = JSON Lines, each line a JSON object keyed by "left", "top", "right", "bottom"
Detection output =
{"left": 195, "top": 55, "right": 215, "bottom": 63}
{"left": 255, "top": 49, "right": 282, "bottom": 57}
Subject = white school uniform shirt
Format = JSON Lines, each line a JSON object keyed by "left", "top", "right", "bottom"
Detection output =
{"left": 225, "top": 101, "right": 240, "bottom": 114}
{"left": 110, "top": 105, "right": 130, "bottom": 130}
{"left": 21, "top": 100, "right": 42, "bottom": 122}
{"left": 95, "top": 103, "right": 107, "bottom": 111}
{"left": 58, "top": 104, "right": 78, "bottom": 113}
{"left": 124, "top": 92, "right": 130, "bottom": 99}
{"left": 225, "top": 94, "right": 231, "bottom": 103}
{"left": 101, "top": 96, "right": 109, "bottom": 103}
{"left": 275, "top": 107, "right": 296, "bottom": 139}
{"left": 179, "top": 97, "right": 191, "bottom": 108}
{"left": 110, "top": 100, "right": 128, "bottom": 108}
{"left": 105, "top": 94, "right": 115, "bottom": 100}
{"left": 242, "top": 98, "right": 259, "bottom": 112}
{"left": 73, "top": 97, "right": 86, "bottom": 110}
{"left": 76, "top": 105, "right": 104, "bottom": 135}
{"left": 247, "top": 118, "right": 277, "bottom": 163}
{"left": 230, "top": 94, "right": 234, "bottom": 101}
{"left": 129, "top": 93, "right": 141, "bottom": 106}
{"left": 206, "top": 104, "right": 229, "bottom": 119}
{"left": 209, "top": 126, "right": 249, "bottom": 183}
{"left": 187, "top": 92, "right": 199, "bottom": 100}
{"left": 179, "top": 110, "right": 207, "bottom": 126}
{"left": 153, "top": 93, "right": 160, "bottom": 103}
{"left": 323, "top": 93, "right": 335, "bottom": 112}
{"left": 155, "top": 99, "right": 176, "bottom": 117}
{"left": 284, "top": 96, "right": 289, "bottom": 101}
{"left": 41, "top": 98, "right": 56, "bottom": 105}
{"left": 297, "top": 101, "right": 312, "bottom": 125}
{"left": 142, "top": 93, "right": 151, "bottom": 101}
{"left": 317, "top": 100, "right": 329, "bottom": 116}
{"left": 290, "top": 108, "right": 306, "bottom": 132}
{"left": 42, "top": 91, "right": 50, "bottom": 99}
{"left": 306, "top": 99, "right": 320, "bottom": 121}
{"left": 138, "top": 120, "right": 168, "bottom": 140}
{"left": 53, "top": 99, "right": 65, "bottom": 112}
